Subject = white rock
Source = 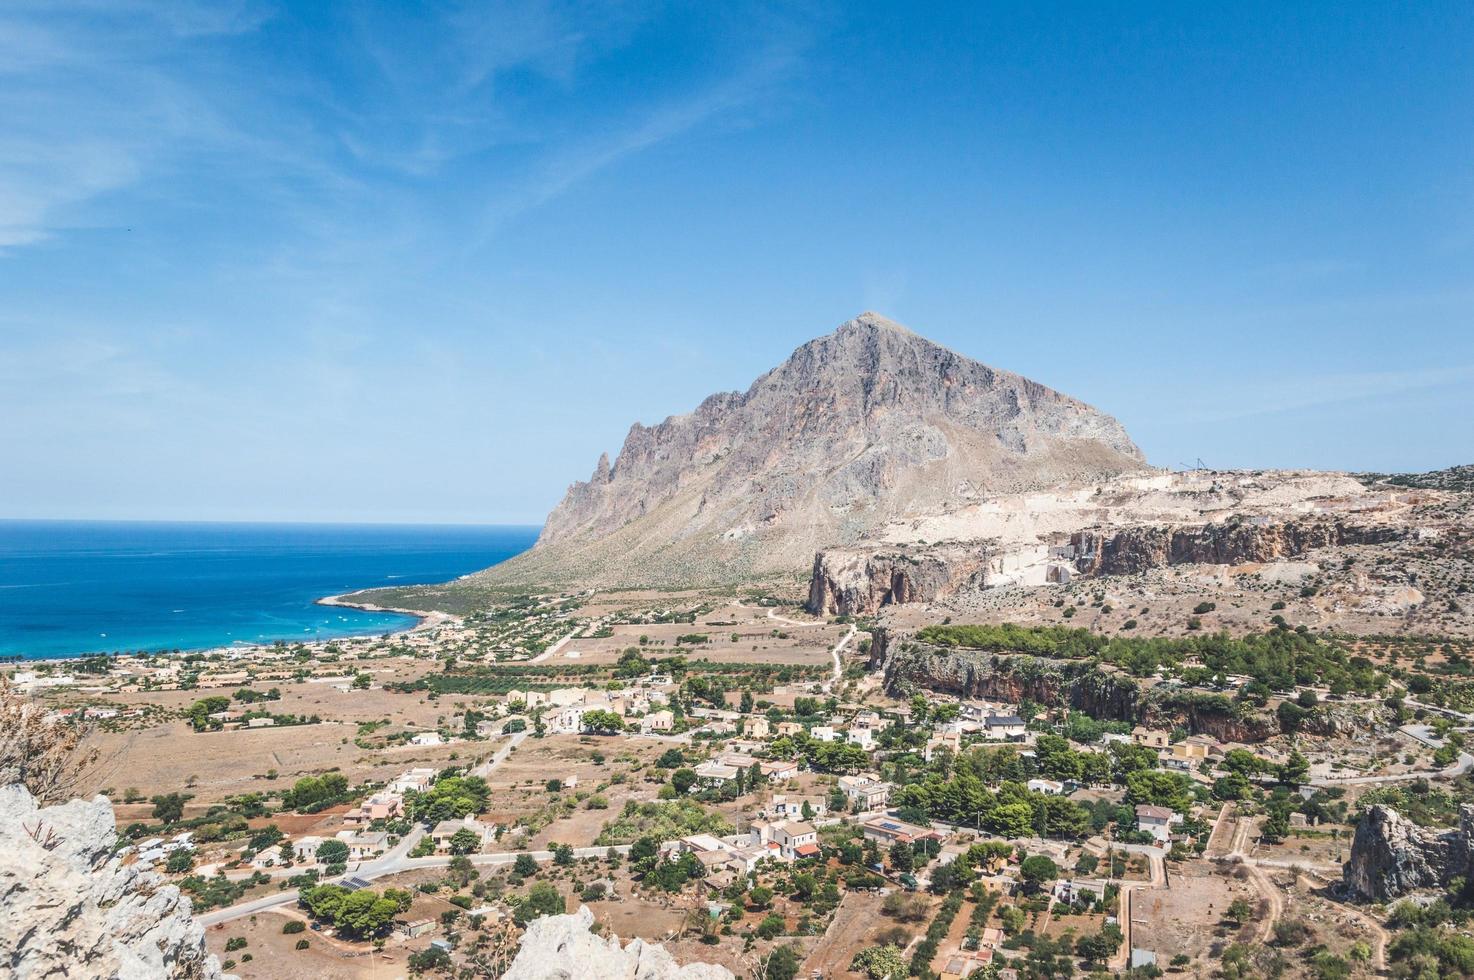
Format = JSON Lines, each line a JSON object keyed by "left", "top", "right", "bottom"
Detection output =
{"left": 503, "top": 906, "right": 733, "bottom": 980}
{"left": 0, "top": 783, "right": 225, "bottom": 979}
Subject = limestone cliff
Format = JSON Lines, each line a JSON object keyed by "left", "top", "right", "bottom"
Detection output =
{"left": 1343, "top": 804, "right": 1474, "bottom": 900}
{"left": 0, "top": 784, "right": 224, "bottom": 979}
{"left": 1070, "top": 517, "right": 1407, "bottom": 577}
{"left": 503, "top": 905, "right": 732, "bottom": 980}
{"left": 476, "top": 312, "right": 1145, "bottom": 588}
{"left": 807, "top": 544, "right": 991, "bottom": 616}
{"left": 879, "top": 643, "right": 1291, "bottom": 741}
{"left": 880, "top": 645, "right": 1142, "bottom": 721}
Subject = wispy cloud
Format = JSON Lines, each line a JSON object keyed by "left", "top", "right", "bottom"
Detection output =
{"left": 0, "top": 1, "right": 805, "bottom": 259}
{"left": 477, "top": 39, "right": 801, "bottom": 242}
{"left": 1162, "top": 363, "right": 1474, "bottom": 424}
{"left": 0, "top": 1, "right": 278, "bottom": 248}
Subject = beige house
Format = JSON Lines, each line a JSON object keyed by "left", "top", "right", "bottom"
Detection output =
{"left": 1132, "top": 726, "right": 1171, "bottom": 750}
{"left": 642, "top": 709, "right": 675, "bottom": 732}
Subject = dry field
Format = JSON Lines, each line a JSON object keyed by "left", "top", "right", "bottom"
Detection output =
{"left": 481, "top": 735, "right": 672, "bottom": 849}
{"left": 547, "top": 596, "right": 841, "bottom": 669}
{"left": 204, "top": 908, "right": 400, "bottom": 980}
{"left": 1132, "top": 860, "right": 1263, "bottom": 964}
{"left": 87, "top": 715, "right": 495, "bottom": 803}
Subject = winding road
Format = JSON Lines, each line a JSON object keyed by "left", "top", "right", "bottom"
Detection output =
{"left": 198, "top": 843, "right": 631, "bottom": 926}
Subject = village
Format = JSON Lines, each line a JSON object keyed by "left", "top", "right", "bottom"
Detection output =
{"left": 10, "top": 582, "right": 1458, "bottom": 980}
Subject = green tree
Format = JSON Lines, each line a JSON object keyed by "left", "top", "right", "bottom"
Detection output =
{"left": 987, "top": 802, "right": 1035, "bottom": 839}
{"left": 514, "top": 882, "right": 565, "bottom": 925}
{"left": 335, "top": 889, "right": 399, "bottom": 938}
{"left": 850, "top": 944, "right": 907, "bottom": 980}
{"left": 1224, "top": 897, "right": 1255, "bottom": 927}
{"left": 151, "top": 793, "right": 189, "bottom": 823}
{"left": 447, "top": 827, "right": 481, "bottom": 855}
{"left": 1019, "top": 855, "right": 1058, "bottom": 893}
{"left": 581, "top": 710, "right": 626, "bottom": 734}
{"left": 670, "top": 768, "right": 698, "bottom": 794}
{"left": 316, "top": 838, "right": 349, "bottom": 865}
{"left": 761, "top": 944, "right": 801, "bottom": 980}
{"left": 1280, "top": 750, "right": 1310, "bottom": 786}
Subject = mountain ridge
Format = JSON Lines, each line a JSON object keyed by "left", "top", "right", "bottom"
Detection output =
{"left": 477, "top": 312, "right": 1148, "bottom": 588}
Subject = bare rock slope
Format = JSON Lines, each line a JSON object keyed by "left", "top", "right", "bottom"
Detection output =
{"left": 503, "top": 905, "right": 732, "bottom": 980}
{"left": 1343, "top": 803, "right": 1474, "bottom": 900}
{"left": 479, "top": 312, "right": 1145, "bottom": 588}
{"left": 0, "top": 784, "right": 224, "bottom": 979}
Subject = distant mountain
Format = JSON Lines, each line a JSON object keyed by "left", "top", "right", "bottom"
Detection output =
{"left": 477, "top": 312, "right": 1147, "bottom": 588}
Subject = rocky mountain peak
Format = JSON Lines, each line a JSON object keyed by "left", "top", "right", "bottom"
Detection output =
{"left": 480, "top": 312, "right": 1147, "bottom": 588}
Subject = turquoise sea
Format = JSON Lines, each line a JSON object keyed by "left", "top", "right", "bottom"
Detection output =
{"left": 0, "top": 521, "right": 538, "bottom": 660}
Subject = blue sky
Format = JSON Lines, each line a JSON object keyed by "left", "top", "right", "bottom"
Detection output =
{"left": 2, "top": 1, "right": 1471, "bottom": 524}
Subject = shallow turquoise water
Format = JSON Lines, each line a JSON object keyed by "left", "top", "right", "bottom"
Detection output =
{"left": 0, "top": 521, "right": 538, "bottom": 659}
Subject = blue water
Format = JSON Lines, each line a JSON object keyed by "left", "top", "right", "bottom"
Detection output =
{"left": 0, "top": 521, "right": 538, "bottom": 659}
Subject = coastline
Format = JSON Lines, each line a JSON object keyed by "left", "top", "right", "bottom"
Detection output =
{"left": 0, "top": 521, "right": 539, "bottom": 662}
{"left": 315, "top": 591, "right": 458, "bottom": 631}
{"left": 8, "top": 596, "right": 446, "bottom": 665}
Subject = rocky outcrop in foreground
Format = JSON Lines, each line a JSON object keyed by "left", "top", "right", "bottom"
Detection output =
{"left": 1343, "top": 804, "right": 1474, "bottom": 900}
{"left": 0, "top": 784, "right": 223, "bottom": 980}
{"left": 807, "top": 545, "right": 990, "bottom": 616}
{"left": 504, "top": 905, "right": 732, "bottom": 980}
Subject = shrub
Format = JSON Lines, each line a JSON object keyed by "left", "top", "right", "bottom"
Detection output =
{"left": 282, "top": 920, "right": 306, "bottom": 934}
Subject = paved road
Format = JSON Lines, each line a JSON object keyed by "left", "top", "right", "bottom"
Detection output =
{"left": 1405, "top": 700, "right": 1474, "bottom": 723}
{"left": 199, "top": 844, "right": 631, "bottom": 926}
{"left": 529, "top": 630, "right": 578, "bottom": 664}
{"left": 472, "top": 731, "right": 529, "bottom": 778}
{"left": 1311, "top": 751, "right": 1473, "bottom": 786}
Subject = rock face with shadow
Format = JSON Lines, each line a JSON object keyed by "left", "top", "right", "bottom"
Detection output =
{"left": 1343, "top": 804, "right": 1474, "bottom": 900}
{"left": 477, "top": 311, "right": 1145, "bottom": 589}
{"left": 0, "top": 783, "right": 224, "bottom": 980}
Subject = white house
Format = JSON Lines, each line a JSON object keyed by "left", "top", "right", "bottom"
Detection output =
{"left": 774, "top": 821, "right": 819, "bottom": 860}
{"left": 759, "top": 759, "right": 800, "bottom": 782}
{"left": 337, "top": 831, "right": 389, "bottom": 861}
{"left": 1134, "top": 804, "right": 1181, "bottom": 844}
{"left": 838, "top": 774, "right": 893, "bottom": 811}
{"left": 983, "top": 715, "right": 1027, "bottom": 740}
{"left": 768, "top": 794, "right": 827, "bottom": 821}
{"left": 1027, "top": 778, "right": 1065, "bottom": 796}
{"left": 293, "top": 836, "right": 325, "bottom": 862}
{"left": 693, "top": 760, "right": 739, "bottom": 785}
{"left": 390, "top": 767, "right": 437, "bottom": 794}
{"left": 548, "top": 704, "right": 587, "bottom": 734}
